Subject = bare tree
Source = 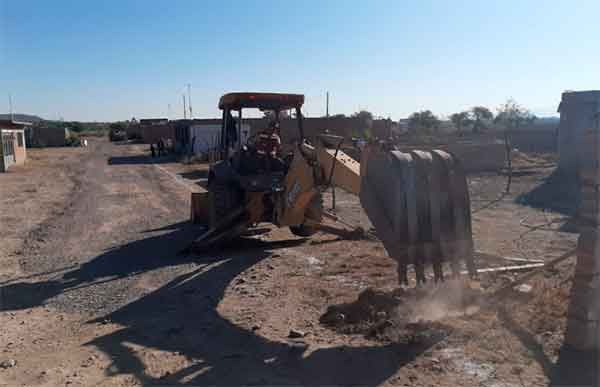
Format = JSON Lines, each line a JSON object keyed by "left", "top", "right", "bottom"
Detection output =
{"left": 495, "top": 99, "right": 537, "bottom": 193}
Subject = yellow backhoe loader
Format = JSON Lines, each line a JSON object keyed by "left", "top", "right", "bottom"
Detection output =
{"left": 190, "top": 92, "right": 475, "bottom": 285}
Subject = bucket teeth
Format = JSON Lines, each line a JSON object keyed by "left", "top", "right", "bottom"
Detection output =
{"left": 360, "top": 147, "right": 475, "bottom": 286}
{"left": 415, "top": 261, "right": 426, "bottom": 285}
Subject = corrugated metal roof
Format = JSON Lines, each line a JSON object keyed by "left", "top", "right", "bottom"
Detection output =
{"left": 0, "top": 120, "right": 31, "bottom": 129}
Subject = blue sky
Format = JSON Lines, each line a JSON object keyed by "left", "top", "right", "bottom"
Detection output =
{"left": 1, "top": 0, "right": 599, "bottom": 122}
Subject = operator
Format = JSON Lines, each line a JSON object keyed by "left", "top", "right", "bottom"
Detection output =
{"left": 255, "top": 121, "right": 281, "bottom": 157}
{"left": 253, "top": 121, "right": 285, "bottom": 172}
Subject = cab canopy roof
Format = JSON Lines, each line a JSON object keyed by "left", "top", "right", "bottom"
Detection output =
{"left": 218, "top": 92, "right": 304, "bottom": 111}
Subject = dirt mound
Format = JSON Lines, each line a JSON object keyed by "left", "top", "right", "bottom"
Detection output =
{"left": 320, "top": 288, "right": 402, "bottom": 331}
{"left": 320, "top": 281, "right": 482, "bottom": 343}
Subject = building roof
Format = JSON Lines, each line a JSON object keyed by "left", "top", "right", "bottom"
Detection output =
{"left": 218, "top": 92, "right": 304, "bottom": 111}
{"left": 559, "top": 90, "right": 600, "bottom": 112}
{"left": 140, "top": 118, "right": 168, "bottom": 125}
{"left": 0, "top": 119, "right": 31, "bottom": 129}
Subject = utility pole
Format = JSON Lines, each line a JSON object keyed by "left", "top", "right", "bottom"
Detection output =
{"left": 182, "top": 94, "right": 187, "bottom": 119}
{"left": 8, "top": 94, "right": 13, "bottom": 121}
{"left": 187, "top": 84, "right": 193, "bottom": 119}
{"left": 326, "top": 91, "right": 329, "bottom": 118}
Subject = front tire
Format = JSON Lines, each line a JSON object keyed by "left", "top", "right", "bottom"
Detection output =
{"left": 289, "top": 194, "right": 323, "bottom": 237}
{"left": 289, "top": 224, "right": 317, "bottom": 237}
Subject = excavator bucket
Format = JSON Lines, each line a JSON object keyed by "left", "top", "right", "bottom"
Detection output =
{"left": 360, "top": 145, "right": 475, "bottom": 285}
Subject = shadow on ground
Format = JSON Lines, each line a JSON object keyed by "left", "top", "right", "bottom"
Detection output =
{"left": 515, "top": 168, "right": 579, "bottom": 215}
{"left": 85, "top": 244, "right": 427, "bottom": 386}
{"left": 67, "top": 228, "right": 430, "bottom": 385}
{"left": 497, "top": 284, "right": 598, "bottom": 385}
{"left": 0, "top": 221, "right": 200, "bottom": 311}
{"left": 0, "top": 221, "right": 436, "bottom": 385}
{"left": 515, "top": 168, "right": 581, "bottom": 232}
{"left": 108, "top": 155, "right": 176, "bottom": 165}
{"left": 179, "top": 170, "right": 209, "bottom": 180}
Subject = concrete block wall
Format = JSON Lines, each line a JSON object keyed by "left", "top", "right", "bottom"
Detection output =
{"left": 505, "top": 128, "right": 558, "bottom": 153}
{"left": 566, "top": 120, "right": 600, "bottom": 351}
{"left": 558, "top": 90, "right": 600, "bottom": 172}
{"left": 568, "top": 230, "right": 600, "bottom": 350}
{"left": 397, "top": 142, "right": 506, "bottom": 173}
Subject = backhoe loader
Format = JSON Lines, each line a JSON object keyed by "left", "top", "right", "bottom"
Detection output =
{"left": 190, "top": 92, "right": 475, "bottom": 285}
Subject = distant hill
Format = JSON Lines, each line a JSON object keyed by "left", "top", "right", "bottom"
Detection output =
{"left": 0, "top": 113, "right": 45, "bottom": 123}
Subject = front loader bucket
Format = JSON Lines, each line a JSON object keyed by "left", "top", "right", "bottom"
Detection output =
{"left": 189, "top": 206, "right": 249, "bottom": 252}
{"left": 360, "top": 145, "right": 474, "bottom": 285}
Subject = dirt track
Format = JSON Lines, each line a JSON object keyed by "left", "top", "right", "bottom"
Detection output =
{"left": 0, "top": 139, "right": 591, "bottom": 386}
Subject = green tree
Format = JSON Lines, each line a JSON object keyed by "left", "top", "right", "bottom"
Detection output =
{"left": 408, "top": 110, "right": 440, "bottom": 134}
{"left": 109, "top": 122, "right": 126, "bottom": 132}
{"left": 470, "top": 106, "right": 494, "bottom": 133}
{"left": 351, "top": 110, "right": 374, "bottom": 138}
{"left": 450, "top": 111, "right": 472, "bottom": 136}
{"left": 68, "top": 121, "right": 85, "bottom": 132}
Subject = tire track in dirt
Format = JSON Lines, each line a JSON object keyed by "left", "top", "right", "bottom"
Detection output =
{"left": 3, "top": 139, "right": 199, "bottom": 316}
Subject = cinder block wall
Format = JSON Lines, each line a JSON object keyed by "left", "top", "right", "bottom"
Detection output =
{"left": 558, "top": 91, "right": 600, "bottom": 172}
{"left": 564, "top": 92, "right": 600, "bottom": 352}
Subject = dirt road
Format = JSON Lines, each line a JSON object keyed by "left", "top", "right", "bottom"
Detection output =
{"left": 0, "top": 140, "right": 587, "bottom": 386}
{"left": 2, "top": 139, "right": 404, "bottom": 386}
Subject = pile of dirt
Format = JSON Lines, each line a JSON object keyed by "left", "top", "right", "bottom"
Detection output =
{"left": 320, "top": 288, "right": 402, "bottom": 333}
{"left": 320, "top": 280, "right": 482, "bottom": 343}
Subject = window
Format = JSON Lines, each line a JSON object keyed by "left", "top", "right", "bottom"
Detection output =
{"left": 17, "top": 132, "right": 23, "bottom": 147}
{"left": 2, "top": 135, "right": 14, "bottom": 156}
